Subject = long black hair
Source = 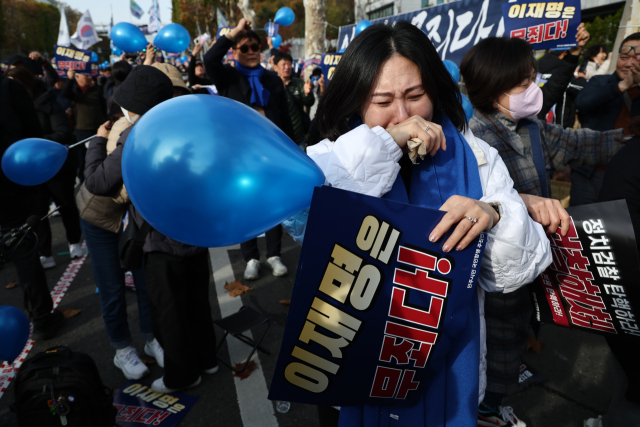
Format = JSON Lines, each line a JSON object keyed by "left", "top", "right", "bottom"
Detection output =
{"left": 313, "top": 22, "right": 466, "bottom": 143}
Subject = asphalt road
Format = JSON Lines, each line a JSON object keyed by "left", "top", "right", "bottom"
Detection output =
{"left": 0, "top": 216, "right": 617, "bottom": 427}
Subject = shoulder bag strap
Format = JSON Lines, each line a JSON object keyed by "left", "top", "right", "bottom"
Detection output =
{"left": 521, "top": 119, "right": 550, "bottom": 198}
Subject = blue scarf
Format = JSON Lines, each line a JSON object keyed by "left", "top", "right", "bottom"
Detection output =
{"left": 339, "top": 115, "right": 483, "bottom": 427}
{"left": 234, "top": 61, "right": 270, "bottom": 107}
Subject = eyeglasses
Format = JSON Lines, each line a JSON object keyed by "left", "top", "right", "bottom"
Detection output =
{"left": 619, "top": 45, "right": 638, "bottom": 59}
{"left": 238, "top": 43, "right": 260, "bottom": 54}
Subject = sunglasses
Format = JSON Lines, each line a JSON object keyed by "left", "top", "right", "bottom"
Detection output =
{"left": 237, "top": 43, "right": 260, "bottom": 54}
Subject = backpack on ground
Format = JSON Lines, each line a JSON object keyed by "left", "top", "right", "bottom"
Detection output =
{"left": 10, "top": 346, "right": 116, "bottom": 427}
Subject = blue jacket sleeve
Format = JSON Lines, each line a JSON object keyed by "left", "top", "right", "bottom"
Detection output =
{"left": 282, "top": 208, "right": 309, "bottom": 246}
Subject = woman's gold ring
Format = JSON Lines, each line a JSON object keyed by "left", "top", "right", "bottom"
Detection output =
{"left": 466, "top": 216, "right": 477, "bottom": 224}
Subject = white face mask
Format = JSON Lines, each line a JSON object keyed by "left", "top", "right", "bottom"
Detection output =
{"left": 120, "top": 106, "right": 140, "bottom": 125}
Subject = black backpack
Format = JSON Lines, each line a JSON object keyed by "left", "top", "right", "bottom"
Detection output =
{"left": 10, "top": 346, "right": 116, "bottom": 427}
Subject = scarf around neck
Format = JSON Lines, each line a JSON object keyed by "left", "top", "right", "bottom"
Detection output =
{"left": 234, "top": 61, "right": 270, "bottom": 107}
{"left": 339, "top": 114, "right": 484, "bottom": 427}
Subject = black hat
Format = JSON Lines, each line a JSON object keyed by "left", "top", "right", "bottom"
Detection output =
{"left": 113, "top": 65, "right": 173, "bottom": 115}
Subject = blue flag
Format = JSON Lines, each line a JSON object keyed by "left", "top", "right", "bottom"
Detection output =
{"left": 130, "top": 0, "right": 144, "bottom": 19}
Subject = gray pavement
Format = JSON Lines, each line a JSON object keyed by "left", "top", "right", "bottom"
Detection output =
{"left": 0, "top": 216, "right": 617, "bottom": 427}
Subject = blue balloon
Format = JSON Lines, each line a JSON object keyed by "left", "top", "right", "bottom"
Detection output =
{"left": 0, "top": 306, "right": 30, "bottom": 362}
{"left": 180, "top": 55, "right": 189, "bottom": 63}
{"left": 275, "top": 7, "right": 295, "bottom": 26}
{"left": 272, "top": 34, "right": 282, "bottom": 49}
{"left": 112, "top": 46, "right": 123, "bottom": 56}
{"left": 443, "top": 60, "right": 460, "bottom": 84}
{"left": 461, "top": 94, "right": 475, "bottom": 121}
{"left": 355, "top": 20, "right": 372, "bottom": 35}
{"left": 111, "top": 22, "right": 148, "bottom": 52}
{"left": 154, "top": 23, "right": 191, "bottom": 54}
{"left": 2, "top": 138, "right": 68, "bottom": 186}
{"left": 121, "top": 95, "right": 325, "bottom": 247}
{"left": 91, "top": 51, "right": 98, "bottom": 62}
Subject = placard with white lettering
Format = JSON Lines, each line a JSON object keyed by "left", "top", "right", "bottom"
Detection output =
{"left": 502, "top": 0, "right": 581, "bottom": 49}
{"left": 52, "top": 45, "right": 98, "bottom": 77}
{"left": 112, "top": 380, "right": 198, "bottom": 426}
{"left": 533, "top": 200, "right": 640, "bottom": 340}
{"left": 268, "top": 185, "right": 486, "bottom": 406}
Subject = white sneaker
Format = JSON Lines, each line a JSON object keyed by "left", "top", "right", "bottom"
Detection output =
{"left": 267, "top": 256, "right": 288, "bottom": 277}
{"left": 40, "top": 256, "right": 56, "bottom": 269}
{"left": 69, "top": 243, "right": 83, "bottom": 259}
{"left": 114, "top": 347, "right": 149, "bottom": 380}
{"left": 151, "top": 376, "right": 201, "bottom": 394}
{"left": 244, "top": 259, "right": 261, "bottom": 280}
{"left": 144, "top": 338, "right": 165, "bottom": 368}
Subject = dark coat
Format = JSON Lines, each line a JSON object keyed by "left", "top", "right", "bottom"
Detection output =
{"left": 62, "top": 78, "right": 106, "bottom": 131}
{"left": 575, "top": 72, "right": 640, "bottom": 132}
{"left": 537, "top": 53, "right": 584, "bottom": 129}
{"left": 84, "top": 126, "right": 206, "bottom": 256}
{"left": 204, "top": 36, "right": 295, "bottom": 140}
{"left": 34, "top": 88, "right": 74, "bottom": 145}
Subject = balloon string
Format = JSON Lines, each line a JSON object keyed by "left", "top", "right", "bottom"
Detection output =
{"left": 68, "top": 135, "right": 96, "bottom": 149}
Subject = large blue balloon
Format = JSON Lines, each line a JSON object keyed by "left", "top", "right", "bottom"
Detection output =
{"left": 275, "top": 7, "right": 295, "bottom": 26}
{"left": 272, "top": 34, "right": 282, "bottom": 49}
{"left": 154, "top": 23, "right": 191, "bottom": 54}
{"left": 461, "top": 94, "right": 475, "bottom": 121}
{"left": 355, "top": 20, "right": 372, "bottom": 35}
{"left": 121, "top": 95, "right": 325, "bottom": 247}
{"left": 0, "top": 306, "right": 30, "bottom": 362}
{"left": 111, "top": 22, "right": 148, "bottom": 53}
{"left": 2, "top": 139, "right": 68, "bottom": 186}
{"left": 443, "top": 60, "right": 460, "bottom": 84}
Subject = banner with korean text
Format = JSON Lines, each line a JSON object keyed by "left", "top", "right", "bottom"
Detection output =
{"left": 337, "top": 0, "right": 511, "bottom": 66}
{"left": 112, "top": 380, "right": 198, "bottom": 426}
{"left": 502, "top": 0, "right": 581, "bottom": 50}
{"left": 52, "top": 45, "right": 98, "bottom": 77}
{"left": 533, "top": 200, "right": 640, "bottom": 340}
{"left": 268, "top": 186, "right": 486, "bottom": 406}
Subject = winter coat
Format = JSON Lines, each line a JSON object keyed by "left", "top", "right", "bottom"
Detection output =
{"left": 537, "top": 53, "right": 584, "bottom": 129}
{"left": 204, "top": 36, "right": 295, "bottom": 140}
{"left": 283, "top": 124, "right": 552, "bottom": 403}
{"left": 62, "top": 78, "right": 106, "bottom": 131}
{"left": 84, "top": 126, "right": 206, "bottom": 257}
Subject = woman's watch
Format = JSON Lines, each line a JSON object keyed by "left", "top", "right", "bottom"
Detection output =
{"left": 488, "top": 202, "right": 501, "bottom": 227}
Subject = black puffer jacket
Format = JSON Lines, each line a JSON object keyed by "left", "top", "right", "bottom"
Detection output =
{"left": 34, "top": 88, "right": 75, "bottom": 145}
{"left": 84, "top": 126, "right": 206, "bottom": 256}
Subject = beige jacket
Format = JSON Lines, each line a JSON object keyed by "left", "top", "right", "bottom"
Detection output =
{"left": 107, "top": 116, "right": 132, "bottom": 204}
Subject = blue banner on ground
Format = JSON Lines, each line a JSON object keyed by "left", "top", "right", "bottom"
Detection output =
{"left": 113, "top": 380, "right": 198, "bottom": 426}
{"left": 268, "top": 186, "right": 486, "bottom": 407}
{"left": 502, "top": 0, "right": 581, "bottom": 49}
{"left": 337, "top": 0, "right": 511, "bottom": 65}
{"left": 53, "top": 45, "right": 98, "bottom": 77}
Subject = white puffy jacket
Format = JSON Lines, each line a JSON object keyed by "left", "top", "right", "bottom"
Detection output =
{"left": 304, "top": 124, "right": 552, "bottom": 404}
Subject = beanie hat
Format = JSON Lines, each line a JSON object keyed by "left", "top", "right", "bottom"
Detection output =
{"left": 151, "top": 62, "right": 190, "bottom": 94}
{"left": 113, "top": 65, "right": 173, "bottom": 115}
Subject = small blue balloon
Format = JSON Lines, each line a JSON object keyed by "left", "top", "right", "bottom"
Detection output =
{"left": 154, "top": 23, "right": 191, "bottom": 54}
{"left": 111, "top": 22, "right": 148, "bottom": 52}
{"left": 0, "top": 306, "right": 30, "bottom": 362}
{"left": 2, "top": 139, "right": 68, "bottom": 186}
{"left": 461, "top": 94, "right": 475, "bottom": 121}
{"left": 121, "top": 95, "right": 325, "bottom": 247}
{"left": 272, "top": 34, "right": 282, "bottom": 49}
{"left": 91, "top": 51, "right": 98, "bottom": 62}
{"left": 112, "top": 46, "right": 123, "bottom": 56}
{"left": 443, "top": 60, "right": 460, "bottom": 84}
{"left": 275, "top": 7, "right": 295, "bottom": 26}
{"left": 355, "top": 20, "right": 372, "bottom": 35}
{"left": 181, "top": 55, "right": 189, "bottom": 63}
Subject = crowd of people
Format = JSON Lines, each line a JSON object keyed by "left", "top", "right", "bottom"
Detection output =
{"left": 0, "top": 14, "right": 638, "bottom": 427}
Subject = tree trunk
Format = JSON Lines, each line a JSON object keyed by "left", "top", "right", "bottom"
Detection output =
{"left": 237, "top": 0, "right": 256, "bottom": 29}
{"left": 227, "top": 0, "right": 237, "bottom": 26}
{"left": 304, "top": 0, "right": 326, "bottom": 59}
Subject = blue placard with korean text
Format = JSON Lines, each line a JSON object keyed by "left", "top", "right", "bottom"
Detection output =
{"left": 502, "top": 0, "right": 581, "bottom": 49}
{"left": 53, "top": 45, "right": 98, "bottom": 77}
{"left": 113, "top": 380, "right": 198, "bottom": 426}
{"left": 268, "top": 186, "right": 486, "bottom": 407}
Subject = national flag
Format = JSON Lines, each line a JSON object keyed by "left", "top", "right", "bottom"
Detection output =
{"left": 57, "top": 5, "right": 70, "bottom": 46}
{"left": 130, "top": 0, "right": 144, "bottom": 19}
{"left": 70, "top": 10, "right": 101, "bottom": 50}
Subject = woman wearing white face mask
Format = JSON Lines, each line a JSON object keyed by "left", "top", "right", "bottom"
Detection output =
{"left": 460, "top": 37, "right": 624, "bottom": 422}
